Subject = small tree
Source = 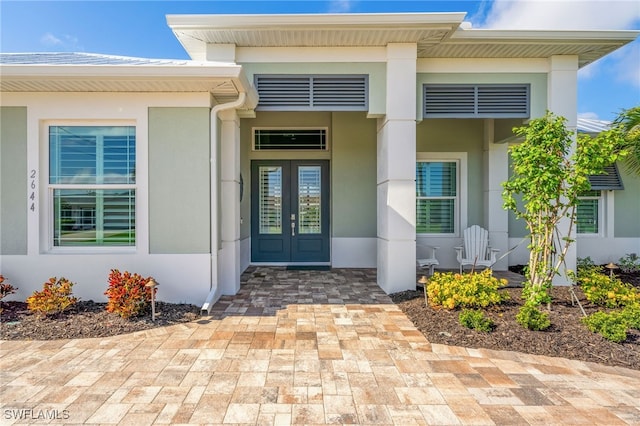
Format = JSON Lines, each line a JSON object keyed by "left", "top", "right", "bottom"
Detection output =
{"left": 503, "top": 111, "right": 625, "bottom": 328}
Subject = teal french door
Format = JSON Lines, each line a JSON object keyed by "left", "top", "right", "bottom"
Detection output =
{"left": 251, "top": 160, "right": 330, "bottom": 263}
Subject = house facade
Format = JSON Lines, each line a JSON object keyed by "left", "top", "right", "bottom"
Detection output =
{"left": 1, "top": 13, "right": 638, "bottom": 308}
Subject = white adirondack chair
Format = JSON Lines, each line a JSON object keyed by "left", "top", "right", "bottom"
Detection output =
{"left": 454, "top": 225, "right": 499, "bottom": 273}
{"left": 417, "top": 245, "right": 439, "bottom": 276}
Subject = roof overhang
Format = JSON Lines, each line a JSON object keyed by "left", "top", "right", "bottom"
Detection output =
{"left": 167, "top": 12, "right": 467, "bottom": 60}
{"left": 167, "top": 13, "right": 639, "bottom": 68}
{"left": 0, "top": 58, "right": 258, "bottom": 107}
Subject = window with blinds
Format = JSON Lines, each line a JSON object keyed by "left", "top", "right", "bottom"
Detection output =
{"left": 49, "top": 126, "right": 136, "bottom": 247}
{"left": 576, "top": 190, "right": 601, "bottom": 234}
{"left": 258, "top": 166, "right": 283, "bottom": 234}
{"left": 416, "top": 161, "right": 457, "bottom": 234}
{"left": 298, "top": 166, "right": 322, "bottom": 234}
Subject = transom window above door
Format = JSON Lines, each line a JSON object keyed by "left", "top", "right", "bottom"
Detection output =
{"left": 253, "top": 128, "right": 328, "bottom": 151}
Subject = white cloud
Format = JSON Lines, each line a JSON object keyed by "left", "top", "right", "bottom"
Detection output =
{"left": 479, "top": 0, "right": 640, "bottom": 30}
{"left": 40, "top": 32, "right": 81, "bottom": 51}
{"left": 328, "top": 0, "right": 352, "bottom": 13}
{"left": 40, "top": 32, "right": 62, "bottom": 46}
{"left": 577, "top": 111, "right": 600, "bottom": 119}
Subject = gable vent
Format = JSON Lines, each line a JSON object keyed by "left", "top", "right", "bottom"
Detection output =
{"left": 588, "top": 164, "right": 624, "bottom": 190}
{"left": 424, "top": 84, "right": 530, "bottom": 118}
{"left": 255, "top": 75, "right": 368, "bottom": 111}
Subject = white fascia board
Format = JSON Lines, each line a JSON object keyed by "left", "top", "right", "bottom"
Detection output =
{"left": 418, "top": 58, "right": 549, "bottom": 73}
{"left": 450, "top": 29, "right": 640, "bottom": 43}
{"left": 0, "top": 63, "right": 243, "bottom": 79}
{"left": 236, "top": 46, "right": 387, "bottom": 63}
{"left": 167, "top": 12, "right": 466, "bottom": 30}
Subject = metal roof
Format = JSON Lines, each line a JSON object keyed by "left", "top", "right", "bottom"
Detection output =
{"left": 0, "top": 52, "right": 258, "bottom": 107}
{"left": 577, "top": 118, "right": 612, "bottom": 134}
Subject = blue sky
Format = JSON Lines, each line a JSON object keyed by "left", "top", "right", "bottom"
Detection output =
{"left": 1, "top": 0, "right": 638, "bottom": 121}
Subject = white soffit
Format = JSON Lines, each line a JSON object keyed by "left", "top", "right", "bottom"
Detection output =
{"left": 0, "top": 53, "right": 256, "bottom": 105}
{"left": 167, "top": 13, "right": 466, "bottom": 59}
{"left": 167, "top": 13, "right": 639, "bottom": 68}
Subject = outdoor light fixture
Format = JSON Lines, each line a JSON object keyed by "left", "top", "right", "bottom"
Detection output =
{"left": 146, "top": 278, "right": 159, "bottom": 321}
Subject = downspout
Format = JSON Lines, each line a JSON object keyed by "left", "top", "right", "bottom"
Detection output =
{"left": 201, "top": 91, "right": 247, "bottom": 315}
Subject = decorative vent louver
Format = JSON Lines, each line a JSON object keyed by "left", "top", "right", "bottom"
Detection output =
{"left": 255, "top": 75, "right": 368, "bottom": 111}
{"left": 424, "top": 84, "right": 530, "bottom": 118}
{"left": 588, "top": 164, "right": 624, "bottom": 190}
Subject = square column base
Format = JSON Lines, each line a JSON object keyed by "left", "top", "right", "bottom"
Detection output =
{"left": 377, "top": 238, "right": 416, "bottom": 294}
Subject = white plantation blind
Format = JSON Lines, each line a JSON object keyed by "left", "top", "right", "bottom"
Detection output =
{"left": 255, "top": 75, "right": 368, "bottom": 111}
{"left": 416, "top": 161, "right": 457, "bottom": 234}
{"left": 258, "top": 166, "right": 283, "bottom": 234}
{"left": 298, "top": 166, "right": 322, "bottom": 234}
{"left": 424, "top": 84, "right": 530, "bottom": 118}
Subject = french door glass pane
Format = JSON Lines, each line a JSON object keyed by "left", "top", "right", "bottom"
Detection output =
{"left": 298, "top": 166, "right": 321, "bottom": 234}
{"left": 53, "top": 189, "right": 135, "bottom": 246}
{"left": 416, "top": 199, "right": 455, "bottom": 233}
{"left": 577, "top": 198, "right": 599, "bottom": 234}
{"left": 259, "top": 166, "right": 283, "bottom": 234}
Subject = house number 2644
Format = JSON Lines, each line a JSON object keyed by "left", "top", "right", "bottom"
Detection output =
{"left": 29, "top": 169, "right": 36, "bottom": 212}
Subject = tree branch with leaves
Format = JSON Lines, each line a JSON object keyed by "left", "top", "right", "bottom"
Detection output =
{"left": 503, "top": 111, "right": 626, "bottom": 330}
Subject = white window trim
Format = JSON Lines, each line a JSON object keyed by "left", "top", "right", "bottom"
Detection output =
{"left": 42, "top": 120, "right": 138, "bottom": 254}
{"left": 576, "top": 190, "right": 610, "bottom": 238}
{"left": 416, "top": 152, "right": 468, "bottom": 237}
{"left": 252, "top": 127, "right": 330, "bottom": 151}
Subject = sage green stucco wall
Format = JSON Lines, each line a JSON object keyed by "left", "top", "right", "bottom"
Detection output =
{"left": 615, "top": 168, "right": 640, "bottom": 238}
{"left": 331, "top": 112, "right": 377, "bottom": 237}
{"left": 148, "top": 108, "right": 210, "bottom": 253}
{"left": 0, "top": 107, "right": 28, "bottom": 255}
{"left": 416, "top": 119, "right": 485, "bottom": 227}
{"left": 416, "top": 73, "right": 547, "bottom": 121}
{"left": 239, "top": 111, "right": 377, "bottom": 240}
{"left": 240, "top": 63, "right": 386, "bottom": 116}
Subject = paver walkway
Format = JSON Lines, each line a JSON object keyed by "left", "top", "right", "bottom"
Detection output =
{"left": 1, "top": 267, "right": 639, "bottom": 425}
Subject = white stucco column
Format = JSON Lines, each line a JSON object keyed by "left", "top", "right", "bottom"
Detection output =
{"left": 483, "top": 119, "right": 509, "bottom": 271}
{"left": 376, "top": 43, "right": 417, "bottom": 293}
{"left": 548, "top": 55, "right": 579, "bottom": 284}
{"left": 218, "top": 108, "right": 242, "bottom": 295}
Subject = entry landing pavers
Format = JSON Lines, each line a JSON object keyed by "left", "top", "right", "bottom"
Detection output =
{"left": 1, "top": 267, "right": 639, "bottom": 425}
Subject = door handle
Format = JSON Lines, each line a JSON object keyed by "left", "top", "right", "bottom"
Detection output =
{"left": 291, "top": 221, "right": 296, "bottom": 237}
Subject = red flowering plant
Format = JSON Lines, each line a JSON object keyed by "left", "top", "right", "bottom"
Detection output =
{"left": 0, "top": 275, "right": 18, "bottom": 313}
{"left": 26, "top": 277, "right": 77, "bottom": 316}
{"left": 105, "top": 269, "right": 155, "bottom": 319}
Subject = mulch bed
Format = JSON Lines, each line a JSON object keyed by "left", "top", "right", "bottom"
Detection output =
{"left": 0, "top": 301, "right": 200, "bottom": 340}
{"left": 391, "top": 281, "right": 640, "bottom": 371}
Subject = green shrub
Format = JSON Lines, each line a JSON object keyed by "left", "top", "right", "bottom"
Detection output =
{"left": 26, "top": 277, "right": 77, "bottom": 316}
{"left": 105, "top": 269, "right": 154, "bottom": 319}
{"left": 516, "top": 304, "right": 551, "bottom": 331}
{"left": 426, "top": 269, "right": 509, "bottom": 310}
{"left": 582, "top": 311, "right": 628, "bottom": 343}
{"left": 576, "top": 270, "right": 639, "bottom": 308}
{"left": 620, "top": 304, "right": 640, "bottom": 330}
{"left": 458, "top": 309, "right": 494, "bottom": 332}
{"left": 618, "top": 253, "right": 640, "bottom": 274}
